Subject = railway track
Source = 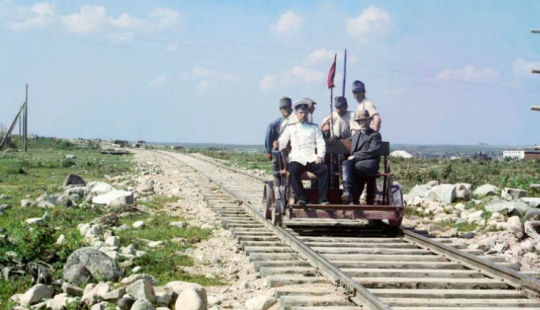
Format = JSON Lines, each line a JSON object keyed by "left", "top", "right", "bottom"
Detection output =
{"left": 143, "top": 149, "right": 540, "bottom": 310}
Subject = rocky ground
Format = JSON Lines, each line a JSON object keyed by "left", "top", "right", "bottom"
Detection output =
{"left": 132, "top": 150, "right": 279, "bottom": 309}
{"left": 132, "top": 148, "right": 540, "bottom": 302}
{"left": 7, "top": 147, "right": 540, "bottom": 309}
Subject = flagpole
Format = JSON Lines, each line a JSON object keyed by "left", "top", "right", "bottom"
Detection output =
{"left": 329, "top": 88, "right": 334, "bottom": 138}
{"left": 328, "top": 53, "right": 337, "bottom": 138}
{"left": 327, "top": 53, "right": 338, "bottom": 190}
{"left": 342, "top": 49, "right": 347, "bottom": 97}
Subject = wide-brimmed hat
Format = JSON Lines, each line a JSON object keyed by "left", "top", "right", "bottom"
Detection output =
{"left": 355, "top": 109, "right": 373, "bottom": 121}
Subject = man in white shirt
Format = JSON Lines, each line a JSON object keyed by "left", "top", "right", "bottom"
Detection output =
{"left": 320, "top": 96, "right": 355, "bottom": 141}
{"left": 350, "top": 80, "right": 381, "bottom": 133}
{"left": 273, "top": 100, "right": 329, "bottom": 206}
{"left": 280, "top": 98, "right": 316, "bottom": 131}
{"left": 320, "top": 96, "right": 355, "bottom": 188}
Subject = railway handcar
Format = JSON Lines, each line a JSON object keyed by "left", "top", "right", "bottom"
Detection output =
{"left": 263, "top": 138, "right": 403, "bottom": 227}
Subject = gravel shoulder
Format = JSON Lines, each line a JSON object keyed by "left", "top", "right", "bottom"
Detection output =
{"left": 132, "top": 148, "right": 540, "bottom": 309}
{"left": 132, "top": 149, "right": 279, "bottom": 309}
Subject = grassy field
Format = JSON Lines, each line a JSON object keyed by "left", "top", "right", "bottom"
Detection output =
{"left": 0, "top": 137, "right": 219, "bottom": 306}
{"left": 184, "top": 147, "right": 540, "bottom": 195}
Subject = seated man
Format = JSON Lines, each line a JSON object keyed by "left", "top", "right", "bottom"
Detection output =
{"left": 320, "top": 96, "right": 355, "bottom": 188}
{"left": 341, "top": 110, "right": 381, "bottom": 204}
{"left": 320, "top": 96, "right": 355, "bottom": 140}
{"left": 273, "top": 100, "right": 329, "bottom": 206}
{"left": 264, "top": 96, "right": 293, "bottom": 186}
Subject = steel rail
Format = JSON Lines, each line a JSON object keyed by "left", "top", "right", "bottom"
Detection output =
{"left": 403, "top": 229, "right": 540, "bottom": 294}
{"left": 183, "top": 152, "right": 268, "bottom": 183}
{"left": 160, "top": 151, "right": 392, "bottom": 310}
{"left": 154, "top": 150, "right": 540, "bottom": 308}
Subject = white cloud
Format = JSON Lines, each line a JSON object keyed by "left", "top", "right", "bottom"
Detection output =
{"left": 437, "top": 65, "right": 499, "bottom": 82}
{"left": 259, "top": 50, "right": 332, "bottom": 91}
{"left": 513, "top": 58, "right": 540, "bottom": 80}
{"left": 111, "top": 12, "right": 147, "bottom": 30}
{"left": 346, "top": 5, "right": 391, "bottom": 44}
{"left": 107, "top": 32, "right": 135, "bottom": 43}
{"left": 63, "top": 6, "right": 149, "bottom": 35}
{"left": 198, "top": 80, "right": 209, "bottom": 89}
{"left": 9, "top": 2, "right": 55, "bottom": 29}
{"left": 284, "top": 66, "right": 324, "bottom": 85}
{"left": 150, "top": 7, "right": 181, "bottom": 29}
{"left": 191, "top": 66, "right": 241, "bottom": 89}
{"left": 8, "top": 4, "right": 181, "bottom": 41}
{"left": 62, "top": 6, "right": 109, "bottom": 34}
{"left": 259, "top": 75, "right": 277, "bottom": 92}
{"left": 303, "top": 48, "right": 337, "bottom": 66}
{"left": 271, "top": 11, "right": 303, "bottom": 36}
{"left": 149, "top": 75, "right": 166, "bottom": 88}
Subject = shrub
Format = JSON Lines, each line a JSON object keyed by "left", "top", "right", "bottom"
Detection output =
{"left": 1, "top": 222, "right": 56, "bottom": 263}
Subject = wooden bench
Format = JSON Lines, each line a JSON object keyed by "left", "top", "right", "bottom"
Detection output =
{"left": 327, "top": 140, "right": 392, "bottom": 204}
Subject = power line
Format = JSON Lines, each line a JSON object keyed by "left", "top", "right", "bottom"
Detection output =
{"left": 2, "top": 11, "right": 540, "bottom": 99}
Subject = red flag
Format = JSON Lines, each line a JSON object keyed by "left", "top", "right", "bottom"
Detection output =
{"left": 327, "top": 54, "right": 337, "bottom": 89}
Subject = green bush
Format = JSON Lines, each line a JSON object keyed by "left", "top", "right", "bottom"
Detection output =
{"left": 1, "top": 222, "right": 56, "bottom": 263}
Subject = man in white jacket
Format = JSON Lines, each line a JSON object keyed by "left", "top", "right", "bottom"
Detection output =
{"left": 273, "top": 100, "right": 329, "bottom": 206}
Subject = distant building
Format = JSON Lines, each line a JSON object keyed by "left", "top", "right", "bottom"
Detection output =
{"left": 470, "top": 151, "right": 491, "bottom": 161}
{"left": 525, "top": 150, "right": 540, "bottom": 160}
{"left": 503, "top": 149, "right": 540, "bottom": 160}
{"left": 503, "top": 150, "right": 525, "bottom": 159}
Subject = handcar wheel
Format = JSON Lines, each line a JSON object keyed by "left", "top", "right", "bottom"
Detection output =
{"left": 263, "top": 181, "right": 274, "bottom": 220}
{"left": 388, "top": 185, "right": 404, "bottom": 227}
{"left": 272, "top": 198, "right": 283, "bottom": 226}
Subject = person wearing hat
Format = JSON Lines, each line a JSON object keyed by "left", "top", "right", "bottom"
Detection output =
{"left": 320, "top": 96, "right": 356, "bottom": 189}
{"left": 280, "top": 98, "right": 316, "bottom": 132}
{"left": 320, "top": 96, "right": 355, "bottom": 142}
{"left": 273, "top": 100, "right": 329, "bottom": 206}
{"left": 341, "top": 109, "right": 382, "bottom": 205}
{"left": 307, "top": 99, "right": 316, "bottom": 123}
{"left": 265, "top": 96, "right": 293, "bottom": 183}
{"left": 351, "top": 80, "right": 381, "bottom": 133}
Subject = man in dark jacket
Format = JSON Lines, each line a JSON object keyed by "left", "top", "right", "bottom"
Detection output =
{"left": 341, "top": 109, "right": 381, "bottom": 204}
{"left": 265, "top": 97, "right": 292, "bottom": 184}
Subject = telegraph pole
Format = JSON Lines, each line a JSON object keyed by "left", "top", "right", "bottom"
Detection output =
{"left": 23, "top": 84, "right": 28, "bottom": 152}
{"left": 531, "top": 30, "right": 540, "bottom": 112}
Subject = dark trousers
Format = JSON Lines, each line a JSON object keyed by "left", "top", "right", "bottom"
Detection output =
{"left": 355, "top": 176, "right": 377, "bottom": 205}
{"left": 342, "top": 160, "right": 377, "bottom": 205}
{"left": 289, "top": 161, "right": 329, "bottom": 203}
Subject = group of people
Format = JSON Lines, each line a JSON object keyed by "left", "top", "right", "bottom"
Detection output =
{"left": 264, "top": 80, "right": 383, "bottom": 206}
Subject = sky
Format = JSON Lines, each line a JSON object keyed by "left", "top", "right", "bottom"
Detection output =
{"left": 1, "top": 0, "right": 540, "bottom": 146}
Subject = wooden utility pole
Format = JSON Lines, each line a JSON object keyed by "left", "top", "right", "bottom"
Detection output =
{"left": 24, "top": 84, "right": 28, "bottom": 152}
{"left": 18, "top": 104, "right": 22, "bottom": 137}
{"left": 0, "top": 85, "right": 28, "bottom": 151}
{"left": 531, "top": 30, "right": 540, "bottom": 113}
